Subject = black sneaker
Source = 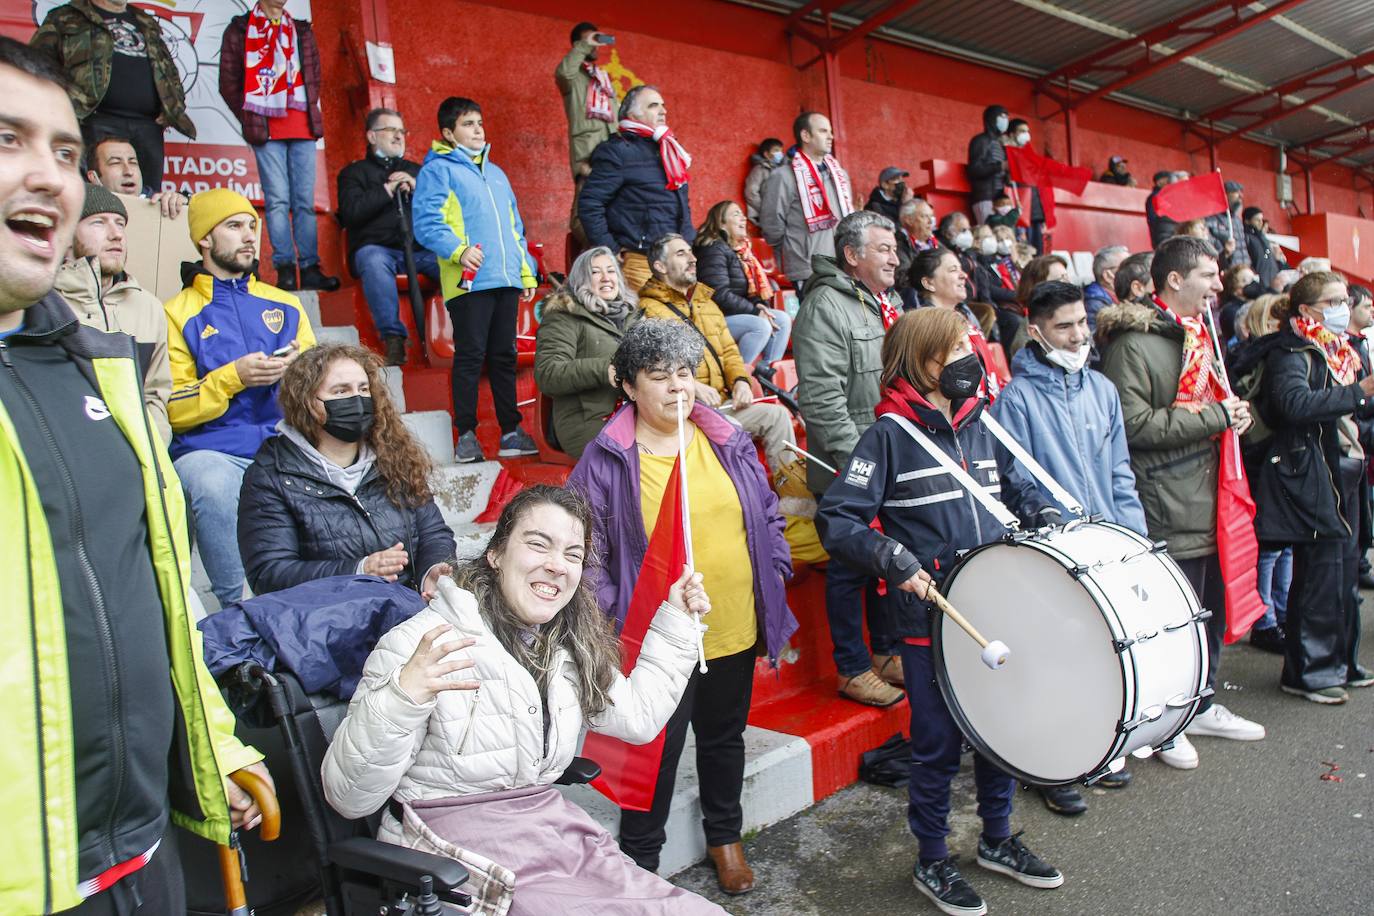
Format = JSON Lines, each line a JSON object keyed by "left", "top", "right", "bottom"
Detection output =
{"left": 912, "top": 858, "right": 986, "bottom": 916}
{"left": 977, "top": 832, "right": 1064, "bottom": 889}
{"left": 1038, "top": 785, "right": 1087, "bottom": 816}
{"left": 1096, "top": 767, "right": 1132, "bottom": 789}
{"left": 275, "top": 263, "right": 298, "bottom": 291}
{"left": 299, "top": 263, "right": 341, "bottom": 292}
{"left": 1249, "top": 625, "right": 1285, "bottom": 655}
{"left": 1348, "top": 665, "right": 1374, "bottom": 688}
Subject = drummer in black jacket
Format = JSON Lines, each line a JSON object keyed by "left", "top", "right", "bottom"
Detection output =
{"left": 817, "top": 307, "right": 1062, "bottom": 916}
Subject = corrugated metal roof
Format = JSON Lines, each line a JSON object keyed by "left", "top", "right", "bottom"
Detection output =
{"left": 739, "top": 0, "right": 1374, "bottom": 170}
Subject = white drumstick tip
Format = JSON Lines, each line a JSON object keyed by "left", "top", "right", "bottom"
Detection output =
{"left": 981, "top": 640, "right": 1010, "bottom": 670}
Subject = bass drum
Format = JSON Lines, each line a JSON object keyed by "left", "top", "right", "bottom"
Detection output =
{"left": 933, "top": 520, "right": 1210, "bottom": 786}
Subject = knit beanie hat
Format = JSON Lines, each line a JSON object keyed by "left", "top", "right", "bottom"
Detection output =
{"left": 188, "top": 188, "right": 256, "bottom": 245}
{"left": 81, "top": 183, "right": 127, "bottom": 222}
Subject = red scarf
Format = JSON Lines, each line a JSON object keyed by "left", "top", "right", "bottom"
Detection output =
{"left": 242, "top": 3, "right": 306, "bottom": 119}
{"left": 618, "top": 120, "right": 692, "bottom": 190}
{"left": 736, "top": 241, "right": 772, "bottom": 300}
{"left": 790, "top": 152, "right": 853, "bottom": 233}
{"left": 875, "top": 376, "right": 984, "bottom": 426}
{"left": 1293, "top": 316, "right": 1361, "bottom": 385}
{"left": 878, "top": 289, "right": 901, "bottom": 329}
{"left": 582, "top": 61, "right": 615, "bottom": 123}
{"left": 1154, "top": 296, "right": 1226, "bottom": 409}
{"left": 993, "top": 257, "right": 1020, "bottom": 290}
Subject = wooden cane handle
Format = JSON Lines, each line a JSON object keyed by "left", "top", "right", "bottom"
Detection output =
{"left": 230, "top": 768, "right": 282, "bottom": 841}
{"left": 928, "top": 587, "right": 991, "bottom": 649}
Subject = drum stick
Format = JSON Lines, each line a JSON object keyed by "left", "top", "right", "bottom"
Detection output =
{"left": 781, "top": 442, "right": 838, "bottom": 475}
{"left": 676, "top": 391, "right": 709, "bottom": 674}
{"left": 928, "top": 587, "right": 1010, "bottom": 670}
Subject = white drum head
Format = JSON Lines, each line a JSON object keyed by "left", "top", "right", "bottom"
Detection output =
{"left": 940, "top": 542, "right": 1124, "bottom": 784}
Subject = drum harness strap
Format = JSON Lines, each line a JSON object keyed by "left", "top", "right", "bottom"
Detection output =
{"left": 882, "top": 413, "right": 1085, "bottom": 530}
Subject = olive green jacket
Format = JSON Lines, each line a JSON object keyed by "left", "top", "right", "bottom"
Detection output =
{"left": 31, "top": 0, "right": 196, "bottom": 138}
{"left": 1096, "top": 299, "right": 1229, "bottom": 559}
{"left": 533, "top": 290, "right": 631, "bottom": 457}
{"left": 554, "top": 39, "right": 616, "bottom": 178}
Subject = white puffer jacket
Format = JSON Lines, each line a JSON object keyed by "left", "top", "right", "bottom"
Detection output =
{"left": 322, "top": 577, "right": 701, "bottom": 820}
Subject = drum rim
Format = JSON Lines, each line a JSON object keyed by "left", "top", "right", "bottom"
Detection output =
{"left": 931, "top": 522, "right": 1144, "bottom": 786}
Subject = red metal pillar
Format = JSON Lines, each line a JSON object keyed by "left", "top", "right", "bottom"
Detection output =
{"left": 1063, "top": 90, "right": 1076, "bottom": 166}
{"left": 824, "top": 49, "right": 845, "bottom": 161}
{"left": 1304, "top": 165, "right": 1315, "bottom": 214}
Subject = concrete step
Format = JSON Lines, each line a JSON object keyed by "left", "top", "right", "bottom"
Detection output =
{"left": 559, "top": 724, "right": 814, "bottom": 878}
{"left": 295, "top": 290, "right": 322, "bottom": 331}
{"left": 316, "top": 325, "right": 361, "bottom": 347}
{"left": 381, "top": 366, "right": 406, "bottom": 413}
{"left": 429, "top": 460, "right": 503, "bottom": 531}
{"left": 401, "top": 410, "right": 453, "bottom": 466}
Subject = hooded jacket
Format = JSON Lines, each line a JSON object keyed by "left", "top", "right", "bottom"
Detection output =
{"left": 0, "top": 293, "right": 260, "bottom": 913}
{"left": 966, "top": 106, "right": 1009, "bottom": 204}
{"left": 568, "top": 403, "right": 797, "bottom": 664}
{"left": 759, "top": 152, "right": 845, "bottom": 283}
{"left": 532, "top": 289, "right": 630, "bottom": 458}
{"left": 30, "top": 0, "right": 196, "bottom": 138}
{"left": 163, "top": 263, "right": 317, "bottom": 460}
{"left": 744, "top": 152, "right": 780, "bottom": 224}
{"left": 578, "top": 132, "right": 694, "bottom": 256}
{"left": 1082, "top": 281, "right": 1115, "bottom": 333}
{"left": 237, "top": 430, "right": 456, "bottom": 596}
{"left": 1095, "top": 298, "right": 1229, "bottom": 559}
{"left": 322, "top": 577, "right": 699, "bottom": 820}
{"left": 792, "top": 255, "right": 887, "bottom": 494}
{"left": 412, "top": 142, "right": 537, "bottom": 302}
{"left": 993, "top": 345, "right": 1147, "bottom": 532}
{"left": 55, "top": 256, "right": 171, "bottom": 444}
{"left": 218, "top": 12, "right": 323, "bottom": 146}
{"left": 637, "top": 278, "right": 751, "bottom": 395}
{"left": 554, "top": 38, "right": 617, "bottom": 177}
{"left": 816, "top": 384, "right": 1050, "bottom": 640}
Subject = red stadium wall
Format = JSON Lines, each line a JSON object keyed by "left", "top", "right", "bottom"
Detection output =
{"left": 249, "top": 1, "right": 1374, "bottom": 275}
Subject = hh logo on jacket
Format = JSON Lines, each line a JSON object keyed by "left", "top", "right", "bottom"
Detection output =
{"left": 845, "top": 458, "right": 875, "bottom": 488}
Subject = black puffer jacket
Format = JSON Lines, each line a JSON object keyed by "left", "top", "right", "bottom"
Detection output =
{"left": 335, "top": 154, "right": 424, "bottom": 267}
{"left": 578, "top": 133, "right": 694, "bottom": 255}
{"left": 966, "top": 105, "right": 1008, "bottom": 204}
{"left": 694, "top": 238, "right": 763, "bottom": 317}
{"left": 238, "top": 433, "right": 456, "bottom": 595}
{"left": 1250, "top": 328, "right": 1373, "bottom": 542}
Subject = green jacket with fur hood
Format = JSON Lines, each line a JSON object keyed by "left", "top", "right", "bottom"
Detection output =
{"left": 1095, "top": 298, "right": 1230, "bottom": 559}
{"left": 533, "top": 289, "right": 633, "bottom": 458}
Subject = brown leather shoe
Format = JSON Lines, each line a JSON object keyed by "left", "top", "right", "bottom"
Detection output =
{"left": 837, "top": 669, "right": 904, "bottom": 707}
{"left": 872, "top": 653, "right": 905, "bottom": 687}
{"left": 382, "top": 335, "right": 408, "bottom": 367}
{"left": 707, "top": 842, "right": 755, "bottom": 895}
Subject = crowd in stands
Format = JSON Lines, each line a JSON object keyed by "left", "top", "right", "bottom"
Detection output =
{"left": 7, "top": 5, "right": 1373, "bottom": 914}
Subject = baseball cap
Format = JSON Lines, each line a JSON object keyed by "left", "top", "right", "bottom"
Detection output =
{"left": 879, "top": 166, "right": 909, "bottom": 183}
{"left": 1224, "top": 180, "right": 1243, "bottom": 193}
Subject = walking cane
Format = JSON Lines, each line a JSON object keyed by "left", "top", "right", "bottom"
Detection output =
{"left": 397, "top": 186, "right": 427, "bottom": 342}
{"left": 218, "top": 768, "right": 281, "bottom": 916}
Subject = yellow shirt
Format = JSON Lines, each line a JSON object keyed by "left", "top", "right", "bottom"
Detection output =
{"left": 639, "top": 425, "right": 758, "bottom": 660}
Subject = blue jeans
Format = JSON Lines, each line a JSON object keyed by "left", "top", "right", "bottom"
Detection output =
{"left": 725, "top": 310, "right": 793, "bottom": 366}
{"left": 1257, "top": 546, "right": 1293, "bottom": 630}
{"left": 174, "top": 450, "right": 253, "bottom": 608}
{"left": 826, "top": 555, "right": 898, "bottom": 677}
{"left": 355, "top": 244, "right": 441, "bottom": 339}
{"left": 253, "top": 139, "right": 318, "bottom": 268}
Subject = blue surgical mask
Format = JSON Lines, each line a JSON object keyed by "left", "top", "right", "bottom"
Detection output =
{"left": 995, "top": 115, "right": 1009, "bottom": 133}
{"left": 769, "top": 151, "right": 784, "bottom": 165}
{"left": 1323, "top": 303, "right": 1351, "bottom": 336}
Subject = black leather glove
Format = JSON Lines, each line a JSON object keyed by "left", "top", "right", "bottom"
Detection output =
{"left": 1037, "top": 506, "right": 1063, "bottom": 528}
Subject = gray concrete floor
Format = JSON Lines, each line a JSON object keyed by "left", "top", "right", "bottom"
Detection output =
{"left": 672, "top": 599, "right": 1374, "bottom": 916}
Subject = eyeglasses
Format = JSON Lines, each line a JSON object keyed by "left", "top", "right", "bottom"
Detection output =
{"left": 372, "top": 126, "right": 407, "bottom": 136}
{"left": 1314, "top": 296, "right": 1351, "bottom": 310}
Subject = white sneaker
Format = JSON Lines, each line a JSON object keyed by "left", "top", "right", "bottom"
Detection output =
{"left": 1184, "top": 703, "right": 1266, "bottom": 741}
{"left": 1155, "top": 733, "right": 1199, "bottom": 770}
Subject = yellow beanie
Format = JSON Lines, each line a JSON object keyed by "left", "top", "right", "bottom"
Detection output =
{"left": 188, "top": 188, "right": 257, "bottom": 245}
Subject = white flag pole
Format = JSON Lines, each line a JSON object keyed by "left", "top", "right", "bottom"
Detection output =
{"left": 675, "top": 391, "right": 708, "bottom": 673}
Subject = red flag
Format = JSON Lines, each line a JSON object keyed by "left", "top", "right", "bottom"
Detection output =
{"left": 582, "top": 457, "right": 688, "bottom": 811}
{"left": 1153, "top": 172, "right": 1228, "bottom": 222}
{"left": 1005, "top": 146, "right": 1092, "bottom": 231}
{"left": 1215, "top": 429, "right": 1267, "bottom": 643}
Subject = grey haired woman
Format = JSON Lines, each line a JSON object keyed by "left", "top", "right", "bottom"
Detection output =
{"left": 534, "top": 246, "right": 639, "bottom": 457}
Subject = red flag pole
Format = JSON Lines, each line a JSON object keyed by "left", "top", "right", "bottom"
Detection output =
{"left": 675, "top": 391, "right": 708, "bottom": 674}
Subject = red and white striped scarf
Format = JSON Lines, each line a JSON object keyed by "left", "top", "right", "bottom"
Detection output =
{"left": 618, "top": 120, "right": 692, "bottom": 190}
{"left": 1293, "top": 315, "right": 1361, "bottom": 385}
{"left": 790, "top": 152, "right": 852, "bottom": 233}
{"left": 242, "top": 3, "right": 307, "bottom": 119}
{"left": 1154, "top": 296, "right": 1226, "bottom": 409}
{"left": 582, "top": 62, "right": 615, "bottom": 123}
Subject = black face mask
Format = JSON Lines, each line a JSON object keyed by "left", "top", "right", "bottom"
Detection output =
{"left": 1242, "top": 280, "right": 1264, "bottom": 300}
{"left": 320, "top": 395, "right": 374, "bottom": 443}
{"left": 893, "top": 181, "right": 907, "bottom": 199}
{"left": 938, "top": 353, "right": 983, "bottom": 400}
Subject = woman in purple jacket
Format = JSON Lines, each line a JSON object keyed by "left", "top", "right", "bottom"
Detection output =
{"left": 569, "top": 318, "right": 796, "bottom": 896}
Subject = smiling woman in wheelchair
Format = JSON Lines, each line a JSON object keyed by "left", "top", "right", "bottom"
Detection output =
{"left": 322, "top": 485, "right": 726, "bottom": 914}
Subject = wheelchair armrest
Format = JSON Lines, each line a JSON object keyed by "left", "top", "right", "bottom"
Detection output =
{"left": 328, "top": 836, "right": 468, "bottom": 894}
{"left": 555, "top": 756, "right": 602, "bottom": 785}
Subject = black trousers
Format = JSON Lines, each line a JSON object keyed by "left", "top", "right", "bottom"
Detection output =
{"left": 618, "top": 647, "right": 755, "bottom": 871}
{"left": 83, "top": 112, "right": 166, "bottom": 189}
{"left": 69, "top": 828, "right": 184, "bottom": 915}
{"left": 1284, "top": 459, "right": 1363, "bottom": 690}
{"left": 446, "top": 287, "right": 521, "bottom": 436}
{"left": 1175, "top": 553, "right": 1226, "bottom": 713}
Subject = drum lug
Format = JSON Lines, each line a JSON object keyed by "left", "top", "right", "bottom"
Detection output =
{"left": 1112, "top": 636, "right": 1136, "bottom": 653}
{"left": 1120, "top": 706, "right": 1165, "bottom": 732}
{"left": 1149, "top": 540, "right": 1169, "bottom": 554}
{"left": 1068, "top": 564, "right": 1091, "bottom": 579}
{"left": 1166, "top": 693, "right": 1203, "bottom": 709}
{"left": 1163, "top": 608, "right": 1211, "bottom": 632}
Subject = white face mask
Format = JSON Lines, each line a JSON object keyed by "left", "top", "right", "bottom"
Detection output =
{"left": 979, "top": 236, "right": 997, "bottom": 256}
{"left": 995, "top": 115, "right": 1009, "bottom": 133}
{"left": 1015, "top": 132, "right": 1031, "bottom": 147}
{"left": 1032, "top": 326, "right": 1091, "bottom": 373}
{"left": 997, "top": 239, "right": 1013, "bottom": 256}
{"left": 953, "top": 229, "right": 974, "bottom": 251}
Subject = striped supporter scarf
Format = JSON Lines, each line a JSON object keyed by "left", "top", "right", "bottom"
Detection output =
{"left": 242, "top": 3, "right": 307, "bottom": 119}
{"left": 618, "top": 120, "right": 692, "bottom": 190}
{"left": 790, "top": 152, "right": 852, "bottom": 233}
{"left": 736, "top": 241, "right": 773, "bottom": 300}
{"left": 1292, "top": 315, "right": 1361, "bottom": 385}
{"left": 1154, "top": 296, "right": 1226, "bottom": 410}
{"left": 582, "top": 62, "right": 615, "bottom": 123}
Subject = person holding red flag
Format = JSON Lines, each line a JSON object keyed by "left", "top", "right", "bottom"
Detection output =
{"left": 570, "top": 318, "right": 796, "bottom": 895}
{"left": 1096, "top": 236, "right": 1266, "bottom": 770}
{"left": 322, "top": 485, "right": 723, "bottom": 915}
